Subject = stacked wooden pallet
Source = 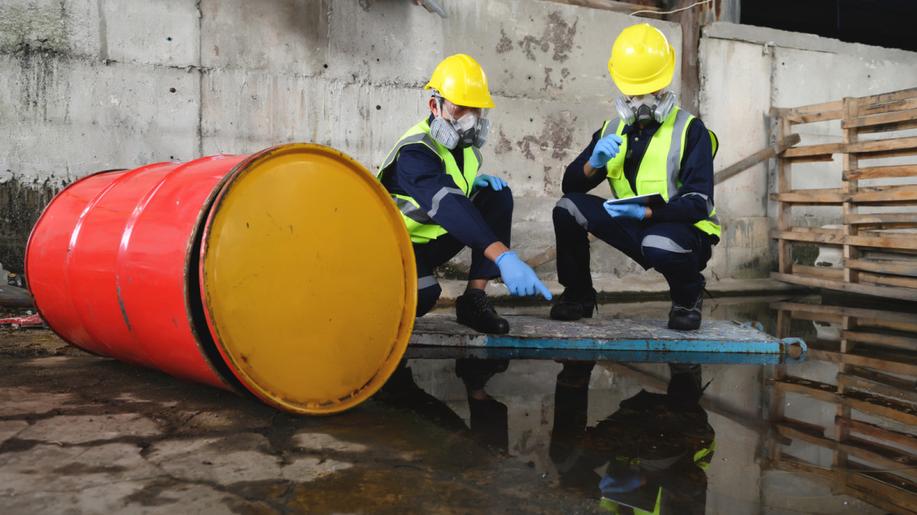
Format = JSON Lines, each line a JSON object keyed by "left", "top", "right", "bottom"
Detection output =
{"left": 767, "top": 302, "right": 917, "bottom": 513}
{"left": 770, "top": 87, "right": 917, "bottom": 301}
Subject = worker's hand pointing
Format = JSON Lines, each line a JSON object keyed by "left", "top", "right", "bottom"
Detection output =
{"left": 495, "top": 251, "right": 553, "bottom": 300}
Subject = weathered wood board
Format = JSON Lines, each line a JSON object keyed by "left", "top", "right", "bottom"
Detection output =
{"left": 407, "top": 314, "right": 806, "bottom": 364}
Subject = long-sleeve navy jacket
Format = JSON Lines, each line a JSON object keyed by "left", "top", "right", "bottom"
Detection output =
{"left": 563, "top": 116, "right": 716, "bottom": 236}
{"left": 380, "top": 121, "right": 499, "bottom": 251}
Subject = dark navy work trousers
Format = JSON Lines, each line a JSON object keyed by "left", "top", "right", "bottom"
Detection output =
{"left": 414, "top": 186, "right": 513, "bottom": 317}
{"left": 553, "top": 192, "right": 713, "bottom": 306}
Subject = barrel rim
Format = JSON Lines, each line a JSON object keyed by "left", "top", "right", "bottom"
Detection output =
{"left": 181, "top": 155, "right": 254, "bottom": 396}
{"left": 197, "top": 142, "right": 417, "bottom": 415}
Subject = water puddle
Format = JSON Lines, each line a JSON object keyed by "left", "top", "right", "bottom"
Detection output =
{"left": 372, "top": 294, "right": 917, "bottom": 514}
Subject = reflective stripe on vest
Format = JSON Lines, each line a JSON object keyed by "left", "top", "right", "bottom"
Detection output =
{"left": 600, "top": 108, "right": 721, "bottom": 239}
{"left": 377, "top": 119, "right": 481, "bottom": 244}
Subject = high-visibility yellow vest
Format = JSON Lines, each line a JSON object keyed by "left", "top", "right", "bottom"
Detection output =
{"left": 599, "top": 439, "right": 715, "bottom": 514}
{"left": 600, "top": 108, "right": 721, "bottom": 238}
{"left": 377, "top": 119, "right": 481, "bottom": 244}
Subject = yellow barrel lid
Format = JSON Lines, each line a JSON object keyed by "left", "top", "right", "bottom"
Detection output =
{"left": 199, "top": 143, "right": 416, "bottom": 414}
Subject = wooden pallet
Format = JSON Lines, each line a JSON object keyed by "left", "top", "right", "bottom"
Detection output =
{"left": 768, "top": 302, "right": 917, "bottom": 513}
{"left": 770, "top": 87, "right": 917, "bottom": 302}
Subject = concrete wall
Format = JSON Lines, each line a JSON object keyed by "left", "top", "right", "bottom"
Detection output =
{"left": 0, "top": 0, "right": 682, "bottom": 277}
{"left": 3, "top": 2, "right": 916, "bottom": 287}
{"left": 699, "top": 23, "right": 917, "bottom": 277}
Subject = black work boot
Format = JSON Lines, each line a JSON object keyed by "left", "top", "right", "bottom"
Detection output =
{"left": 550, "top": 288, "right": 597, "bottom": 321}
{"left": 456, "top": 289, "right": 510, "bottom": 334}
{"left": 668, "top": 284, "right": 704, "bottom": 331}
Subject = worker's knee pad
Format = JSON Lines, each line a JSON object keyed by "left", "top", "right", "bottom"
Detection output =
{"left": 416, "top": 281, "right": 442, "bottom": 317}
{"left": 641, "top": 234, "right": 694, "bottom": 270}
{"left": 554, "top": 195, "right": 589, "bottom": 230}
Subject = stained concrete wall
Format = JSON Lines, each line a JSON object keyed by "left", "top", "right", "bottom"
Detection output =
{"left": 699, "top": 22, "right": 917, "bottom": 277}
{"left": 0, "top": 0, "right": 683, "bottom": 276}
{"left": 3, "top": 2, "right": 916, "bottom": 286}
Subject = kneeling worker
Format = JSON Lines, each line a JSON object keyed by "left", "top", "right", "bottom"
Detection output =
{"left": 551, "top": 24, "right": 720, "bottom": 330}
{"left": 378, "top": 53, "right": 551, "bottom": 334}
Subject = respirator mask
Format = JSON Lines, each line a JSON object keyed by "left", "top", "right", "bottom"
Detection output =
{"left": 614, "top": 90, "right": 677, "bottom": 126}
{"left": 429, "top": 95, "right": 491, "bottom": 149}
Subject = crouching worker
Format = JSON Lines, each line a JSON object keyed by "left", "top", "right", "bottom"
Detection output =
{"left": 551, "top": 24, "right": 720, "bottom": 330}
{"left": 377, "top": 53, "right": 552, "bottom": 333}
{"left": 377, "top": 54, "right": 552, "bottom": 400}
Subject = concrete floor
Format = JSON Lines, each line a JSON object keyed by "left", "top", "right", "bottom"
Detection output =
{"left": 0, "top": 293, "right": 896, "bottom": 514}
{"left": 0, "top": 329, "right": 601, "bottom": 514}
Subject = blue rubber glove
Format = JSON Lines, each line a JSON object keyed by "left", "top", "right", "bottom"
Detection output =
{"left": 599, "top": 471, "right": 644, "bottom": 495}
{"left": 603, "top": 201, "right": 646, "bottom": 220}
{"left": 495, "top": 251, "right": 553, "bottom": 300}
{"left": 588, "top": 134, "right": 623, "bottom": 169}
{"left": 473, "top": 174, "right": 507, "bottom": 191}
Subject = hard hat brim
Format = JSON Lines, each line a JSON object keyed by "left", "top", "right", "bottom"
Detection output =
{"left": 424, "top": 82, "right": 495, "bottom": 109}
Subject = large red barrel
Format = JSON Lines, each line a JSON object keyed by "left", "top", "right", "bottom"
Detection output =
{"left": 26, "top": 144, "right": 416, "bottom": 414}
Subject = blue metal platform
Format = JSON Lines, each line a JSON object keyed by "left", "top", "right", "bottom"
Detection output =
{"left": 407, "top": 314, "right": 806, "bottom": 364}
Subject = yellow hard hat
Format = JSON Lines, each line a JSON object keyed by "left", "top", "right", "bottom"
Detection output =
{"left": 608, "top": 23, "right": 676, "bottom": 96}
{"left": 424, "top": 54, "right": 495, "bottom": 109}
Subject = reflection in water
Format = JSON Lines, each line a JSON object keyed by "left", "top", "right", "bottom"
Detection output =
{"left": 382, "top": 358, "right": 716, "bottom": 513}
{"left": 767, "top": 296, "right": 917, "bottom": 514}
{"left": 377, "top": 359, "right": 511, "bottom": 452}
{"left": 374, "top": 295, "right": 915, "bottom": 514}
{"left": 550, "top": 362, "right": 713, "bottom": 514}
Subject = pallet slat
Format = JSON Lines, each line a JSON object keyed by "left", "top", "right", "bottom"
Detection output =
{"left": 770, "top": 188, "right": 845, "bottom": 204}
{"left": 774, "top": 377, "right": 917, "bottom": 426}
{"left": 773, "top": 100, "right": 845, "bottom": 124}
{"left": 771, "top": 272, "right": 917, "bottom": 302}
{"left": 792, "top": 264, "right": 843, "bottom": 280}
{"left": 859, "top": 271, "right": 917, "bottom": 290}
{"left": 780, "top": 137, "right": 917, "bottom": 160}
{"left": 782, "top": 142, "right": 845, "bottom": 159}
{"left": 851, "top": 185, "right": 917, "bottom": 205}
{"left": 771, "top": 229, "right": 846, "bottom": 244}
{"left": 845, "top": 164, "right": 917, "bottom": 180}
{"left": 773, "top": 455, "right": 917, "bottom": 514}
{"left": 848, "top": 136, "right": 917, "bottom": 159}
{"left": 777, "top": 420, "right": 917, "bottom": 480}
{"left": 770, "top": 301, "right": 917, "bottom": 326}
{"left": 771, "top": 185, "right": 917, "bottom": 205}
{"left": 838, "top": 416, "right": 917, "bottom": 452}
{"left": 843, "top": 329, "right": 917, "bottom": 353}
{"left": 847, "top": 234, "right": 917, "bottom": 251}
{"left": 845, "top": 462, "right": 917, "bottom": 513}
{"left": 855, "top": 89, "right": 917, "bottom": 112}
{"left": 837, "top": 372, "right": 917, "bottom": 405}
{"left": 845, "top": 257, "right": 917, "bottom": 277}
{"left": 806, "top": 347, "right": 917, "bottom": 377}
{"left": 843, "top": 108, "right": 917, "bottom": 130}
{"left": 845, "top": 213, "right": 917, "bottom": 228}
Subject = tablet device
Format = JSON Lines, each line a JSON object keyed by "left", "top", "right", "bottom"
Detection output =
{"left": 604, "top": 193, "right": 665, "bottom": 206}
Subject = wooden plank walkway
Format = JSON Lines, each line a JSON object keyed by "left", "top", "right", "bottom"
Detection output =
{"left": 407, "top": 314, "right": 806, "bottom": 364}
